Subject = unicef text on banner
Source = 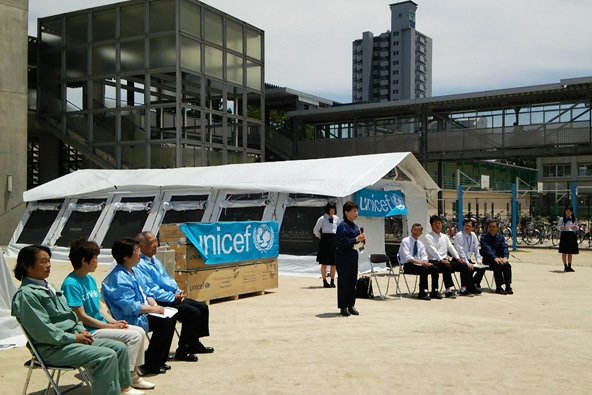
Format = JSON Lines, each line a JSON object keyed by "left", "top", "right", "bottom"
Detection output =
{"left": 179, "top": 221, "right": 279, "bottom": 265}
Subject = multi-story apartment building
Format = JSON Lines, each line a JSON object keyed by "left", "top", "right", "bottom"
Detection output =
{"left": 352, "top": 1, "right": 432, "bottom": 103}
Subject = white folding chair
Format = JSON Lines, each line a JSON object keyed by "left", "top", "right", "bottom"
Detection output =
{"left": 368, "top": 254, "right": 401, "bottom": 299}
{"left": 19, "top": 324, "right": 92, "bottom": 395}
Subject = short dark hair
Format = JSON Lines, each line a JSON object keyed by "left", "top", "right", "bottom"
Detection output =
{"left": 14, "top": 245, "right": 51, "bottom": 281}
{"left": 324, "top": 202, "right": 337, "bottom": 215}
{"left": 462, "top": 218, "right": 474, "bottom": 226}
{"left": 69, "top": 237, "right": 100, "bottom": 269}
{"left": 429, "top": 215, "right": 443, "bottom": 225}
{"left": 111, "top": 237, "right": 138, "bottom": 265}
{"left": 342, "top": 201, "right": 358, "bottom": 217}
{"left": 487, "top": 219, "right": 499, "bottom": 227}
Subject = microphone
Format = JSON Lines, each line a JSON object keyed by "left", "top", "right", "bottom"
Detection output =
{"left": 355, "top": 227, "right": 365, "bottom": 252}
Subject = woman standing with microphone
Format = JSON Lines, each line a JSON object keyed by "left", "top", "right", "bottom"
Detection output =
{"left": 335, "top": 201, "right": 365, "bottom": 317}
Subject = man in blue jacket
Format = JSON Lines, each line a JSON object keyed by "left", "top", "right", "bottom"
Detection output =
{"left": 480, "top": 220, "right": 513, "bottom": 295}
{"left": 135, "top": 232, "right": 214, "bottom": 362}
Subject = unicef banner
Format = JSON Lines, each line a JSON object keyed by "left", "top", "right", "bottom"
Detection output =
{"left": 179, "top": 221, "right": 279, "bottom": 265}
{"left": 356, "top": 188, "right": 408, "bottom": 217}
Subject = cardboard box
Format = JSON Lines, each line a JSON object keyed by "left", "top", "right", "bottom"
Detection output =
{"left": 175, "top": 259, "right": 278, "bottom": 302}
{"left": 164, "top": 242, "right": 206, "bottom": 270}
{"left": 158, "top": 223, "right": 188, "bottom": 244}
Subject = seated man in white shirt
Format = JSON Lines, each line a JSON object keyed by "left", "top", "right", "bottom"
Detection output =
{"left": 454, "top": 218, "right": 487, "bottom": 294}
{"left": 398, "top": 223, "right": 440, "bottom": 300}
{"left": 424, "top": 215, "right": 471, "bottom": 298}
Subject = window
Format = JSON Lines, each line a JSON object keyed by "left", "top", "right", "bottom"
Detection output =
{"left": 543, "top": 164, "right": 571, "bottom": 178}
{"left": 17, "top": 200, "right": 63, "bottom": 244}
{"left": 578, "top": 164, "right": 592, "bottom": 177}
{"left": 161, "top": 194, "right": 208, "bottom": 224}
{"left": 56, "top": 199, "right": 106, "bottom": 247}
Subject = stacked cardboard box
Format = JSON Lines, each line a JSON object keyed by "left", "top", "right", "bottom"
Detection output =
{"left": 159, "top": 223, "right": 279, "bottom": 303}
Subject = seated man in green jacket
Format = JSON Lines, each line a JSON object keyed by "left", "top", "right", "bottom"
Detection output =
{"left": 11, "top": 245, "right": 144, "bottom": 395}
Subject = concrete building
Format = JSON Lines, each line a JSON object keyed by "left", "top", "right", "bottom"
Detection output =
{"left": 352, "top": 1, "right": 432, "bottom": 103}
{"left": 0, "top": 0, "right": 28, "bottom": 244}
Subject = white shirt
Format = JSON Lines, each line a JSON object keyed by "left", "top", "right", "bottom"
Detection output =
{"left": 454, "top": 230, "right": 481, "bottom": 263}
{"left": 399, "top": 235, "right": 428, "bottom": 263}
{"left": 312, "top": 214, "right": 340, "bottom": 237}
{"left": 424, "top": 230, "right": 460, "bottom": 261}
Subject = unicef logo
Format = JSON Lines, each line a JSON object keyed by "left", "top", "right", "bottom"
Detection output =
{"left": 253, "top": 224, "right": 274, "bottom": 252}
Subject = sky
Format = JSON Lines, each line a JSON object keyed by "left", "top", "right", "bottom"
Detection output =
{"left": 28, "top": 0, "right": 592, "bottom": 103}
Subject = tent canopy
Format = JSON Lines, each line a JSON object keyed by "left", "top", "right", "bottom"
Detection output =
{"left": 23, "top": 153, "right": 439, "bottom": 201}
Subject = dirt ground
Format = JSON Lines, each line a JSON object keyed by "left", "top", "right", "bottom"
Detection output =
{"left": 1, "top": 247, "right": 591, "bottom": 394}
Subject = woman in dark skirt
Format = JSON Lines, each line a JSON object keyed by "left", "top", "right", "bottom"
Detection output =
{"left": 313, "top": 202, "right": 340, "bottom": 287}
{"left": 558, "top": 205, "right": 579, "bottom": 272}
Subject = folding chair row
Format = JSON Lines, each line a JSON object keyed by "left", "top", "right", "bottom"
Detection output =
{"left": 367, "top": 254, "right": 419, "bottom": 299}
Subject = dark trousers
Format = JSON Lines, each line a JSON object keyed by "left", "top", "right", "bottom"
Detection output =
{"left": 468, "top": 260, "right": 487, "bottom": 288}
{"left": 450, "top": 260, "right": 473, "bottom": 288}
{"left": 160, "top": 298, "right": 210, "bottom": 354}
{"left": 335, "top": 250, "right": 358, "bottom": 308}
{"left": 483, "top": 259, "right": 512, "bottom": 288}
{"left": 146, "top": 315, "right": 176, "bottom": 367}
{"left": 403, "top": 262, "right": 439, "bottom": 293}
{"left": 429, "top": 260, "right": 455, "bottom": 289}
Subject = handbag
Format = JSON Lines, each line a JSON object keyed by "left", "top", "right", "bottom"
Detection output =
{"left": 356, "top": 276, "right": 374, "bottom": 299}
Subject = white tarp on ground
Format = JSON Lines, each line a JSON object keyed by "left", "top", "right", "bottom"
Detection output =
{"left": 0, "top": 248, "right": 24, "bottom": 347}
{"left": 23, "top": 152, "right": 439, "bottom": 201}
{"left": 278, "top": 254, "right": 377, "bottom": 278}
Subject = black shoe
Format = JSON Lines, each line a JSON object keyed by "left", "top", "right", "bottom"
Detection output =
{"left": 139, "top": 364, "right": 166, "bottom": 375}
{"left": 161, "top": 363, "right": 172, "bottom": 370}
{"left": 495, "top": 287, "right": 507, "bottom": 295}
{"left": 459, "top": 290, "right": 473, "bottom": 297}
{"left": 348, "top": 306, "right": 359, "bottom": 316}
{"left": 340, "top": 308, "right": 350, "bottom": 317}
{"left": 445, "top": 291, "right": 457, "bottom": 299}
{"left": 430, "top": 290, "right": 443, "bottom": 300}
{"left": 174, "top": 353, "right": 198, "bottom": 362}
{"left": 323, "top": 279, "right": 330, "bottom": 288}
{"left": 469, "top": 287, "right": 482, "bottom": 295}
{"left": 565, "top": 266, "right": 575, "bottom": 272}
{"left": 505, "top": 286, "right": 514, "bottom": 295}
{"left": 417, "top": 292, "right": 431, "bottom": 301}
{"left": 192, "top": 342, "right": 215, "bottom": 354}
{"left": 330, "top": 280, "right": 336, "bottom": 288}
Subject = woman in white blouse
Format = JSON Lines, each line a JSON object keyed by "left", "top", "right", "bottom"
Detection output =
{"left": 313, "top": 202, "right": 340, "bottom": 288}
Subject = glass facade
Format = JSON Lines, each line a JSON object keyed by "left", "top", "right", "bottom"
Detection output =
{"left": 37, "top": 0, "right": 265, "bottom": 169}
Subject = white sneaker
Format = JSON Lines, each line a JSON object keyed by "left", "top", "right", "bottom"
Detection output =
{"left": 122, "top": 388, "right": 145, "bottom": 395}
{"left": 132, "top": 377, "right": 156, "bottom": 390}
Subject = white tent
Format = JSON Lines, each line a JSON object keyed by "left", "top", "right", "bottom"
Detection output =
{"left": 0, "top": 247, "right": 24, "bottom": 346}
{"left": 22, "top": 152, "right": 437, "bottom": 201}
{"left": 8, "top": 152, "right": 439, "bottom": 264}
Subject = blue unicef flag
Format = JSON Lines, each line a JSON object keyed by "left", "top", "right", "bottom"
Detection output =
{"left": 179, "top": 221, "right": 279, "bottom": 265}
{"left": 356, "top": 188, "right": 408, "bottom": 217}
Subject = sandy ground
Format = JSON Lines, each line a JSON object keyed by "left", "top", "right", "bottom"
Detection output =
{"left": 1, "top": 248, "right": 592, "bottom": 395}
